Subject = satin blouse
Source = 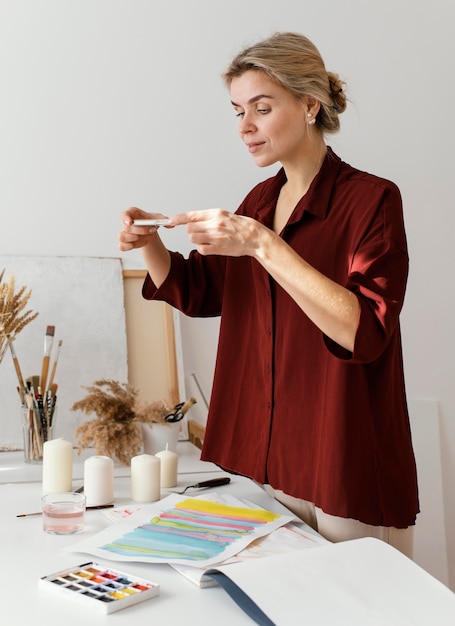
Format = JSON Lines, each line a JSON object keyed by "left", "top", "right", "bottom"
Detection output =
{"left": 143, "top": 148, "right": 419, "bottom": 528}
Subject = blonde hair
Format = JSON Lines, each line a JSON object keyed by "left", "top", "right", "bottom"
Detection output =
{"left": 223, "top": 32, "right": 346, "bottom": 135}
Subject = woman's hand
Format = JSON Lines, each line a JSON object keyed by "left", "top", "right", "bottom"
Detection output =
{"left": 118, "top": 208, "right": 170, "bottom": 252}
{"left": 118, "top": 207, "right": 172, "bottom": 287}
{"left": 170, "top": 209, "right": 268, "bottom": 257}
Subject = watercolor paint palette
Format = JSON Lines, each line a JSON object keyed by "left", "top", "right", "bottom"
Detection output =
{"left": 39, "top": 562, "right": 160, "bottom": 613}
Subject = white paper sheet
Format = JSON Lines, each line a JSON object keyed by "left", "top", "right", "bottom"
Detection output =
{"left": 66, "top": 493, "right": 293, "bottom": 568}
{"left": 204, "top": 537, "right": 455, "bottom": 626}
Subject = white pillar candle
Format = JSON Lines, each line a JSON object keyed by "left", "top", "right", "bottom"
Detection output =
{"left": 130, "top": 454, "right": 161, "bottom": 502}
{"left": 155, "top": 444, "right": 178, "bottom": 488}
{"left": 42, "top": 438, "right": 73, "bottom": 493}
{"left": 84, "top": 455, "right": 114, "bottom": 506}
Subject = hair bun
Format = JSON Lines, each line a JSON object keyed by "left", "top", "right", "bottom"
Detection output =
{"left": 328, "top": 72, "right": 347, "bottom": 113}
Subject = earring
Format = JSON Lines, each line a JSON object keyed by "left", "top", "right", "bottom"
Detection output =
{"left": 307, "top": 112, "right": 316, "bottom": 125}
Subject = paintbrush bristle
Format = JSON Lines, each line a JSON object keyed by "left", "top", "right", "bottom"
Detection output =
{"left": 46, "top": 325, "right": 55, "bottom": 336}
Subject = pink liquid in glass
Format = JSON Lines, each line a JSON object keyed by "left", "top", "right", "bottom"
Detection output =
{"left": 43, "top": 503, "right": 85, "bottom": 534}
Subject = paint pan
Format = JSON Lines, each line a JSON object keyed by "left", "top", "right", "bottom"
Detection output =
{"left": 39, "top": 562, "right": 159, "bottom": 613}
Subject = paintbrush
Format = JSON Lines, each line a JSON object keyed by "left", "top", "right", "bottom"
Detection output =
{"left": 47, "top": 339, "right": 62, "bottom": 390}
{"left": 26, "top": 375, "right": 40, "bottom": 395}
{"left": 8, "top": 339, "right": 25, "bottom": 393}
{"left": 39, "top": 325, "right": 55, "bottom": 392}
{"left": 16, "top": 503, "right": 115, "bottom": 518}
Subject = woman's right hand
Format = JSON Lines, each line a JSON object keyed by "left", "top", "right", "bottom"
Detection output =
{"left": 118, "top": 207, "right": 170, "bottom": 252}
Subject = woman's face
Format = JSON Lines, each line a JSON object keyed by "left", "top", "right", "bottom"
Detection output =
{"left": 229, "top": 70, "right": 309, "bottom": 168}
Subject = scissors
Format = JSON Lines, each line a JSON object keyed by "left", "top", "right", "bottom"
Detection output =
{"left": 164, "top": 397, "right": 197, "bottom": 423}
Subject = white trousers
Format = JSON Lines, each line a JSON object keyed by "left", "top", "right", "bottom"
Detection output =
{"left": 265, "top": 485, "right": 414, "bottom": 560}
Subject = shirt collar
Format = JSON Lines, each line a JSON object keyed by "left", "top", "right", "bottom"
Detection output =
{"left": 255, "top": 147, "right": 342, "bottom": 225}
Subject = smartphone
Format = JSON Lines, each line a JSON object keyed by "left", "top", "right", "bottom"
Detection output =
{"left": 132, "top": 218, "right": 171, "bottom": 226}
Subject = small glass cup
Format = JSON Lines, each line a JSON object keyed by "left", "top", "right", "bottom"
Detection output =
{"left": 41, "top": 492, "right": 86, "bottom": 535}
{"left": 22, "top": 404, "right": 57, "bottom": 463}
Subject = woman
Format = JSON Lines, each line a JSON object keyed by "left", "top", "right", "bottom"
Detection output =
{"left": 119, "top": 32, "right": 419, "bottom": 557}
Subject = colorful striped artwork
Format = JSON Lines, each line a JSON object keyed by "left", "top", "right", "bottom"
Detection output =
{"left": 67, "top": 494, "right": 293, "bottom": 568}
{"left": 102, "top": 498, "right": 281, "bottom": 561}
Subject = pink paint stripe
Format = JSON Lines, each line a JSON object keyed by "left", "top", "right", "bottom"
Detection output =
{"left": 160, "top": 513, "right": 254, "bottom": 531}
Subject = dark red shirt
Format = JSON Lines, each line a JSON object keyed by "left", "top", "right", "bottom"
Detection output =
{"left": 143, "top": 148, "right": 419, "bottom": 528}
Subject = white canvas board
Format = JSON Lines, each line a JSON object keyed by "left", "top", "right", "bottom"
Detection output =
{"left": 0, "top": 255, "right": 127, "bottom": 449}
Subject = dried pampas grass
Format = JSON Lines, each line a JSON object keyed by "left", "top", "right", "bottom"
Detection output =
{"left": 0, "top": 269, "right": 39, "bottom": 362}
{"left": 72, "top": 379, "right": 170, "bottom": 465}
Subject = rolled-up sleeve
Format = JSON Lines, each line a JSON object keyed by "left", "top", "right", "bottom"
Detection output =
{"left": 143, "top": 249, "right": 226, "bottom": 318}
{"left": 324, "top": 182, "right": 408, "bottom": 363}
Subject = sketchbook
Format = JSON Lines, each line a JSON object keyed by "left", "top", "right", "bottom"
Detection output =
{"left": 97, "top": 493, "right": 327, "bottom": 587}
{"left": 171, "top": 519, "right": 328, "bottom": 587}
{"left": 199, "top": 537, "right": 455, "bottom": 626}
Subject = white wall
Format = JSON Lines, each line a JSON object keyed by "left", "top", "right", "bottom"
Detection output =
{"left": 1, "top": 0, "right": 454, "bottom": 587}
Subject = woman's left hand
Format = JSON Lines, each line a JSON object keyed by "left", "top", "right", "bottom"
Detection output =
{"left": 170, "top": 209, "right": 267, "bottom": 257}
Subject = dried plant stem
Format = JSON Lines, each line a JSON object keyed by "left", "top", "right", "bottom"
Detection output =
{"left": 72, "top": 379, "right": 171, "bottom": 465}
{"left": 0, "top": 269, "right": 39, "bottom": 364}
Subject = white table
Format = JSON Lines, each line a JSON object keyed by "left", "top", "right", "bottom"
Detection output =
{"left": 1, "top": 443, "right": 455, "bottom": 626}
{"left": 0, "top": 443, "right": 302, "bottom": 625}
